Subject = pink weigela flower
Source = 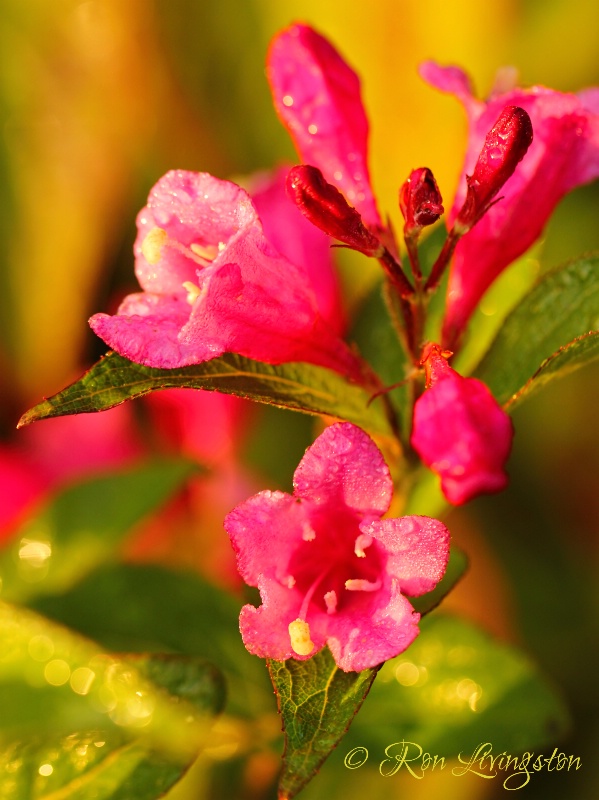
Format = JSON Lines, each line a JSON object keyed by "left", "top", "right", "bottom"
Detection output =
{"left": 89, "top": 170, "right": 362, "bottom": 379}
{"left": 411, "top": 344, "right": 514, "bottom": 505}
{"left": 225, "top": 422, "right": 450, "bottom": 672}
{"left": 421, "top": 62, "right": 599, "bottom": 346}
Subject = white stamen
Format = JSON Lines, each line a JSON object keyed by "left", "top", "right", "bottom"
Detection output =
{"left": 324, "top": 590, "right": 338, "bottom": 615}
{"left": 354, "top": 533, "right": 373, "bottom": 558}
{"left": 288, "top": 619, "right": 314, "bottom": 656}
{"left": 190, "top": 242, "right": 219, "bottom": 261}
{"left": 301, "top": 521, "right": 316, "bottom": 541}
{"left": 345, "top": 578, "right": 382, "bottom": 592}
{"left": 182, "top": 281, "right": 203, "bottom": 304}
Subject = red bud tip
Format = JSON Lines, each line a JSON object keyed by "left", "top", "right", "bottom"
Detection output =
{"left": 455, "top": 105, "right": 533, "bottom": 233}
{"left": 399, "top": 167, "right": 444, "bottom": 234}
{"left": 286, "top": 165, "right": 383, "bottom": 256}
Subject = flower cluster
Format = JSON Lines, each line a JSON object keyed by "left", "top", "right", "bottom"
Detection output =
{"left": 85, "top": 22, "right": 599, "bottom": 670}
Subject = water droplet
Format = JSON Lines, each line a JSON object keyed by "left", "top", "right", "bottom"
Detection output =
{"left": 38, "top": 764, "right": 53, "bottom": 777}
{"left": 308, "top": 124, "right": 318, "bottom": 135}
{"left": 282, "top": 95, "right": 294, "bottom": 107}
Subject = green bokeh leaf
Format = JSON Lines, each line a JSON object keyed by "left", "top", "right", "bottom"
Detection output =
{"left": 475, "top": 254, "right": 599, "bottom": 406}
{"left": 0, "top": 460, "right": 196, "bottom": 603}
{"left": 0, "top": 601, "right": 224, "bottom": 746}
{"left": 18, "top": 351, "right": 392, "bottom": 438}
{"left": 267, "top": 648, "right": 379, "bottom": 800}
{"left": 31, "top": 563, "right": 272, "bottom": 719}
{"left": 345, "top": 614, "right": 569, "bottom": 759}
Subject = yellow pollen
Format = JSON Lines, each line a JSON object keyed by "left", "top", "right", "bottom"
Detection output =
{"left": 288, "top": 619, "right": 314, "bottom": 656}
{"left": 182, "top": 281, "right": 203, "bottom": 304}
{"left": 141, "top": 227, "right": 168, "bottom": 265}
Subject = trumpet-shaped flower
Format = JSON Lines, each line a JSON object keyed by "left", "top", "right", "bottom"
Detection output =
{"left": 90, "top": 170, "right": 362, "bottom": 379}
{"left": 267, "top": 23, "right": 382, "bottom": 229}
{"left": 225, "top": 422, "right": 450, "bottom": 672}
{"left": 411, "top": 344, "right": 513, "bottom": 505}
{"left": 421, "top": 62, "right": 599, "bottom": 345}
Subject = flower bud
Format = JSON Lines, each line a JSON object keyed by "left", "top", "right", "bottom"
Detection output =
{"left": 286, "top": 165, "right": 383, "bottom": 256}
{"left": 411, "top": 344, "right": 513, "bottom": 505}
{"left": 455, "top": 105, "right": 533, "bottom": 233}
{"left": 399, "top": 167, "right": 444, "bottom": 234}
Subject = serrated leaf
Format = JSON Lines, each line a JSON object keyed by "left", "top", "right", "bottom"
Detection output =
{"left": 475, "top": 254, "right": 599, "bottom": 406}
{"left": 345, "top": 614, "right": 569, "bottom": 758}
{"left": 267, "top": 647, "right": 378, "bottom": 800}
{"left": 410, "top": 545, "right": 468, "bottom": 615}
{"left": 0, "top": 601, "right": 224, "bottom": 758}
{"left": 18, "top": 351, "right": 393, "bottom": 438}
{"left": 0, "top": 460, "right": 195, "bottom": 604}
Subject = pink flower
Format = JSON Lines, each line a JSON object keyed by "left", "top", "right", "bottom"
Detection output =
{"left": 249, "top": 167, "right": 345, "bottom": 334}
{"left": 225, "top": 422, "right": 450, "bottom": 672}
{"left": 267, "top": 23, "right": 382, "bottom": 230}
{"left": 410, "top": 344, "right": 514, "bottom": 505}
{"left": 90, "top": 170, "right": 362, "bottom": 379}
{"left": 421, "top": 62, "right": 599, "bottom": 346}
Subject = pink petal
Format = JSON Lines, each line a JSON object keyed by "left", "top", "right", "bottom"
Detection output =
{"left": 326, "top": 582, "right": 420, "bottom": 671}
{"left": 89, "top": 293, "right": 206, "bottom": 368}
{"left": 424, "top": 65, "right": 599, "bottom": 343}
{"left": 293, "top": 422, "right": 392, "bottom": 516}
{"left": 250, "top": 167, "right": 346, "bottom": 333}
{"left": 361, "top": 515, "right": 450, "bottom": 596}
{"left": 267, "top": 24, "right": 381, "bottom": 229}
{"left": 134, "top": 171, "right": 258, "bottom": 294}
{"left": 225, "top": 490, "right": 313, "bottom": 586}
{"left": 411, "top": 370, "right": 513, "bottom": 505}
{"left": 92, "top": 172, "right": 363, "bottom": 378}
{"left": 239, "top": 577, "right": 327, "bottom": 661}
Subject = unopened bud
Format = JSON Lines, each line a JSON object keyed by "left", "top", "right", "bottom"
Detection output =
{"left": 286, "top": 165, "right": 383, "bottom": 256}
{"left": 455, "top": 105, "right": 533, "bottom": 233}
{"left": 399, "top": 167, "right": 444, "bottom": 234}
{"left": 411, "top": 342, "right": 514, "bottom": 505}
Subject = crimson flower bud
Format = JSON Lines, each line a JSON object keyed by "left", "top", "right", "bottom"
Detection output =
{"left": 411, "top": 343, "right": 513, "bottom": 505}
{"left": 399, "top": 167, "right": 444, "bottom": 234}
{"left": 455, "top": 105, "right": 533, "bottom": 233}
{"left": 286, "top": 165, "right": 383, "bottom": 256}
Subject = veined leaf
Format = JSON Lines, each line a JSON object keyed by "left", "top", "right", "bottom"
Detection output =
{"left": 475, "top": 254, "right": 599, "bottom": 406}
{"left": 18, "top": 351, "right": 393, "bottom": 438}
{"left": 268, "top": 648, "right": 378, "bottom": 800}
{"left": 504, "top": 331, "right": 599, "bottom": 411}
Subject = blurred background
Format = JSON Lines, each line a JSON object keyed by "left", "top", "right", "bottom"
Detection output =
{"left": 1, "top": 1, "right": 599, "bottom": 798}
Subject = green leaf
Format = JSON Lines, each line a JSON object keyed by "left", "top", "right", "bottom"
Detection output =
{"left": 30, "top": 564, "right": 272, "bottom": 719}
{"left": 410, "top": 546, "right": 468, "bottom": 615}
{"left": 267, "top": 648, "right": 379, "bottom": 800}
{"left": 475, "top": 254, "right": 599, "bottom": 406}
{"left": 0, "top": 460, "right": 196, "bottom": 604}
{"left": 0, "top": 603, "right": 224, "bottom": 774}
{"left": 349, "top": 281, "right": 410, "bottom": 435}
{"left": 18, "top": 351, "right": 393, "bottom": 438}
{"left": 503, "top": 331, "right": 599, "bottom": 411}
{"left": 345, "top": 614, "right": 569, "bottom": 759}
